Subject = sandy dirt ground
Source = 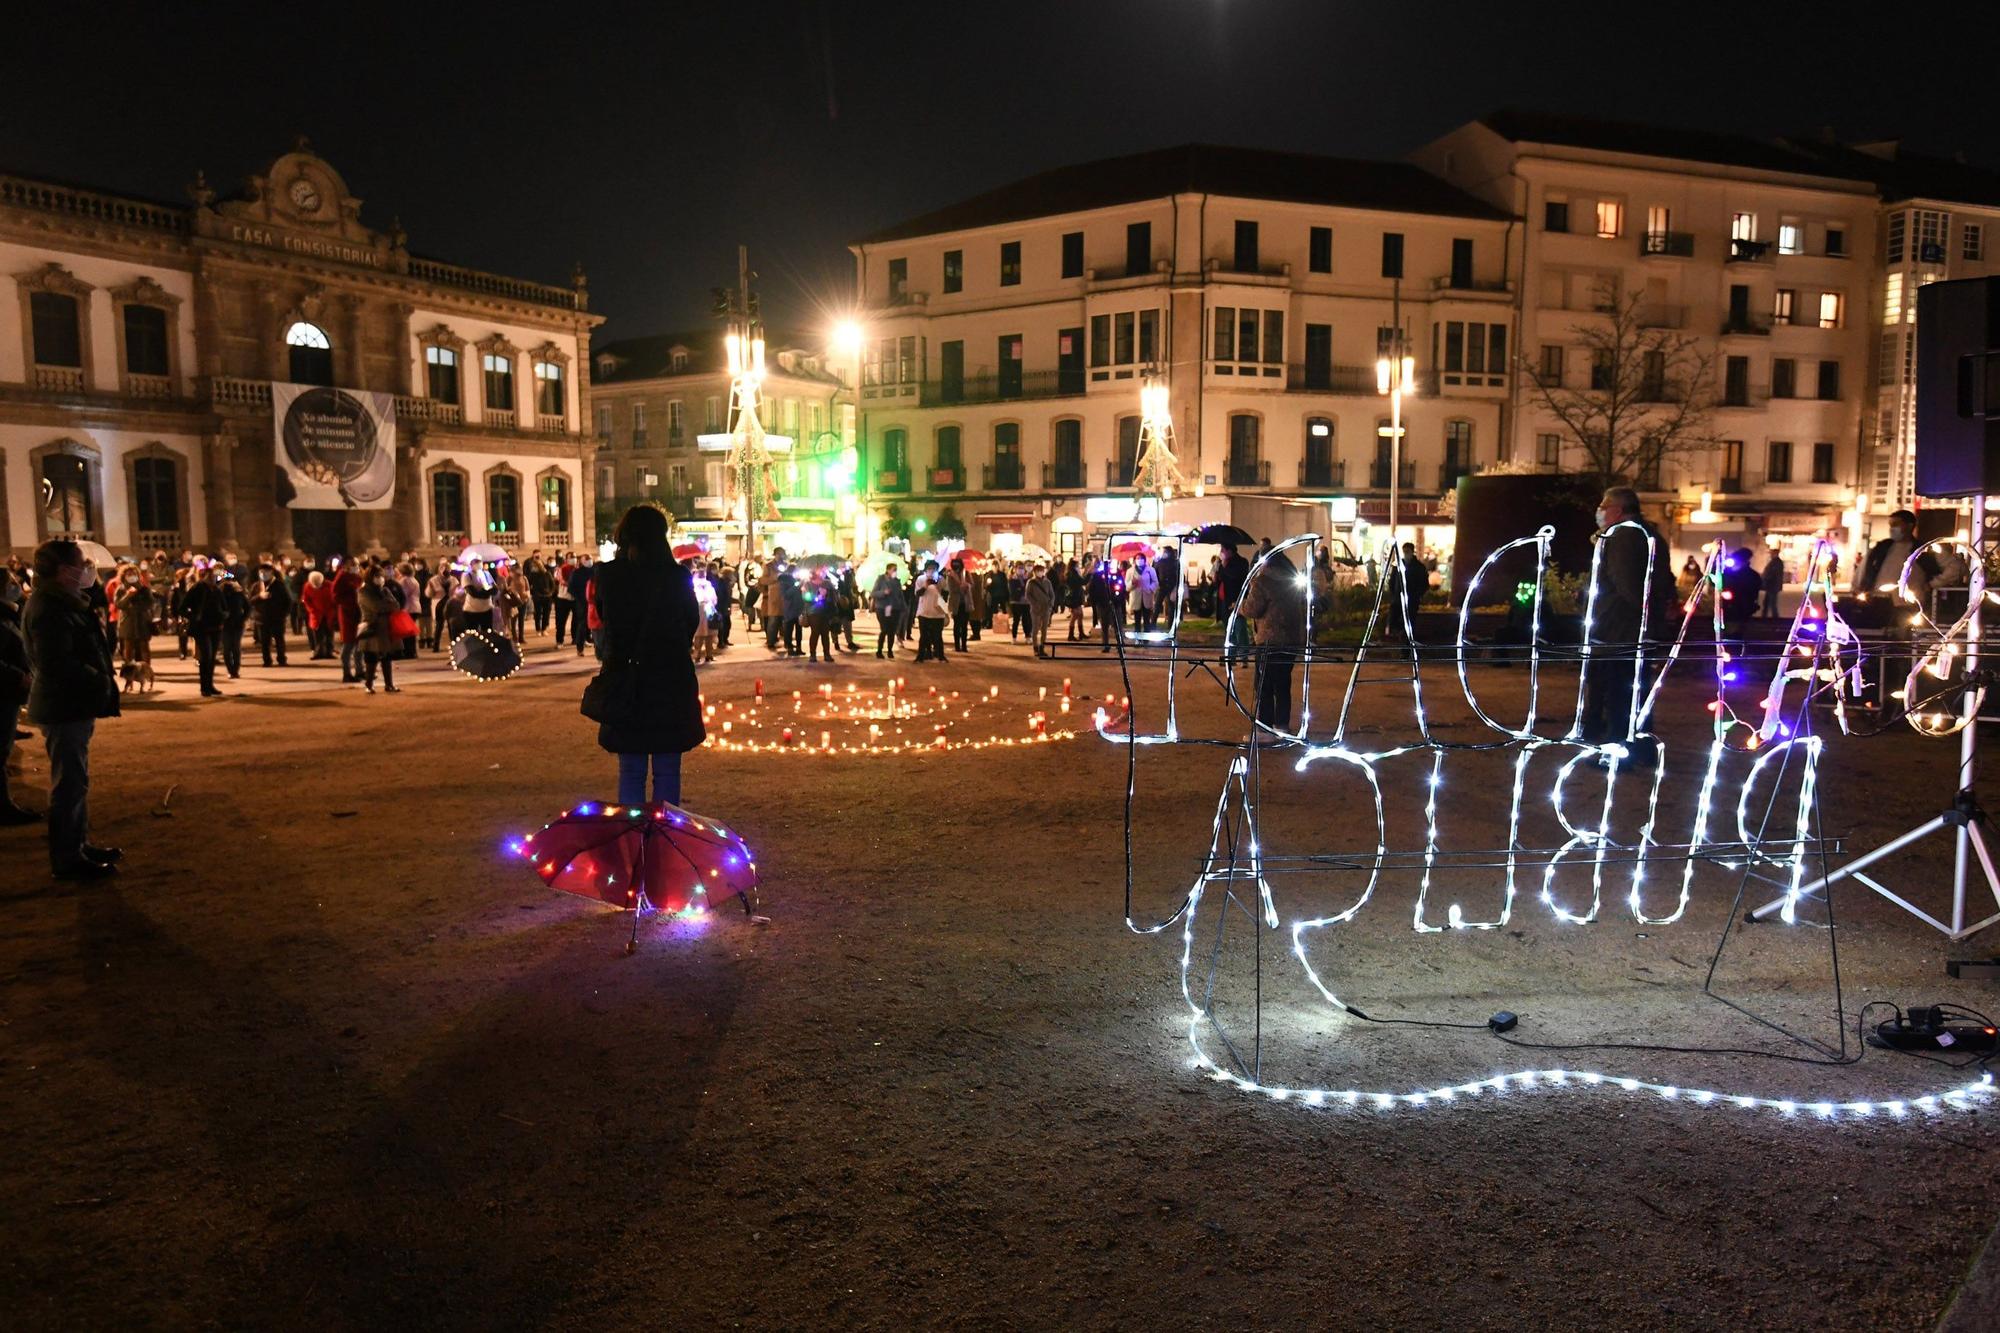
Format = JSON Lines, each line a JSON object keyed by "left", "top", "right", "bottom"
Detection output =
{"left": 3, "top": 624, "right": 1998, "bottom": 1330}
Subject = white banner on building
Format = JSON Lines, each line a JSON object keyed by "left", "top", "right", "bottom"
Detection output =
{"left": 272, "top": 383, "right": 397, "bottom": 509}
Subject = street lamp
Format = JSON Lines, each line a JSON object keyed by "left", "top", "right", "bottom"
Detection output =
{"left": 1375, "top": 348, "right": 1415, "bottom": 546}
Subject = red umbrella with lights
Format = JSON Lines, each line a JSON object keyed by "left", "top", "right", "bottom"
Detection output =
{"left": 510, "top": 801, "right": 760, "bottom": 950}
{"left": 672, "top": 542, "right": 709, "bottom": 561}
{"left": 1108, "top": 539, "right": 1155, "bottom": 561}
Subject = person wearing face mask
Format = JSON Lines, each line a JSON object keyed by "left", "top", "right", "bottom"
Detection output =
{"left": 22, "top": 540, "right": 121, "bottom": 878}
{"left": 1581, "top": 486, "right": 1676, "bottom": 764}
{"left": 0, "top": 568, "right": 39, "bottom": 824}
{"left": 1854, "top": 509, "right": 1939, "bottom": 602}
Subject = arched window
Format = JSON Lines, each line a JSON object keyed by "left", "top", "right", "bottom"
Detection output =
{"left": 1304, "top": 416, "right": 1336, "bottom": 487}
{"left": 487, "top": 470, "right": 521, "bottom": 536}
{"left": 538, "top": 470, "right": 571, "bottom": 537}
{"left": 1115, "top": 415, "right": 1141, "bottom": 487}
{"left": 430, "top": 468, "right": 467, "bottom": 537}
{"left": 1051, "top": 418, "right": 1083, "bottom": 488}
{"left": 1226, "top": 414, "right": 1264, "bottom": 486}
{"left": 285, "top": 321, "right": 333, "bottom": 385}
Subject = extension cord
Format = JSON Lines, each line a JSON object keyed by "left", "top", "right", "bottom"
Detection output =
{"left": 1868, "top": 1007, "right": 1999, "bottom": 1054}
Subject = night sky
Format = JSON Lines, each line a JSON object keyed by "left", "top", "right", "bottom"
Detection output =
{"left": 8, "top": 1, "right": 1995, "bottom": 343}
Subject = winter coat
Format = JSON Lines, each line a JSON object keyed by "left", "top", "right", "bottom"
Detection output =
{"left": 115, "top": 585, "right": 155, "bottom": 647}
{"left": 22, "top": 583, "right": 119, "bottom": 725}
{"left": 331, "top": 567, "right": 364, "bottom": 642}
{"left": 1026, "top": 575, "right": 1056, "bottom": 620}
{"left": 590, "top": 556, "right": 705, "bottom": 756}
{"left": 355, "top": 581, "right": 401, "bottom": 655}
{"left": 252, "top": 573, "right": 292, "bottom": 626}
{"left": 1238, "top": 551, "right": 1307, "bottom": 648}
{"left": 803, "top": 578, "right": 839, "bottom": 629}
{"left": 969, "top": 572, "right": 988, "bottom": 618}
{"left": 916, "top": 578, "right": 949, "bottom": 620}
{"left": 870, "top": 574, "right": 906, "bottom": 619}
{"left": 301, "top": 579, "right": 336, "bottom": 630}
{"left": 0, "top": 598, "right": 31, "bottom": 713}
{"left": 760, "top": 568, "right": 784, "bottom": 617}
{"left": 181, "top": 580, "right": 225, "bottom": 633}
{"left": 1592, "top": 521, "right": 1676, "bottom": 643}
{"left": 779, "top": 575, "right": 804, "bottom": 621}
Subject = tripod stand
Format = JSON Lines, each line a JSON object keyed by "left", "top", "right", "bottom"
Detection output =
{"left": 1751, "top": 493, "right": 2000, "bottom": 941}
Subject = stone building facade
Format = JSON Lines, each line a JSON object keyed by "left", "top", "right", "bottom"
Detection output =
{"left": 0, "top": 139, "right": 602, "bottom": 562}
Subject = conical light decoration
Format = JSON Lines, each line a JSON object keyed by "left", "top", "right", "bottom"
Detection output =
{"left": 1132, "top": 376, "right": 1190, "bottom": 503}
{"left": 723, "top": 330, "right": 782, "bottom": 523}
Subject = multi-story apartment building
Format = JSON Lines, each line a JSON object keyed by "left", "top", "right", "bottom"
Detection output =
{"left": 846, "top": 144, "right": 1517, "bottom": 560}
{"left": 588, "top": 331, "right": 850, "bottom": 554}
{"left": 1417, "top": 111, "right": 1878, "bottom": 567}
{"left": 1777, "top": 141, "right": 2000, "bottom": 525}
{"left": 0, "top": 139, "right": 601, "bottom": 560}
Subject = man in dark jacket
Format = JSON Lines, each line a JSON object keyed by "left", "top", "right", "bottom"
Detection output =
{"left": 0, "top": 568, "right": 38, "bottom": 823}
{"left": 253, "top": 564, "right": 292, "bottom": 666}
{"left": 1581, "top": 487, "right": 1674, "bottom": 758}
{"left": 1216, "top": 542, "right": 1252, "bottom": 661}
{"left": 180, "top": 564, "right": 226, "bottom": 698}
{"left": 23, "top": 540, "right": 121, "bottom": 878}
{"left": 219, "top": 571, "right": 251, "bottom": 679}
{"left": 566, "top": 555, "right": 594, "bottom": 655}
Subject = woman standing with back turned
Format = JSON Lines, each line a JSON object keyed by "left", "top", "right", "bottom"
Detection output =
{"left": 589, "top": 505, "right": 705, "bottom": 806}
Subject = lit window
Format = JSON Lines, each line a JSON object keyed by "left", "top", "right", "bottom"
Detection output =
{"left": 1883, "top": 272, "right": 1905, "bottom": 324}
{"left": 1817, "top": 292, "right": 1844, "bottom": 329}
{"left": 427, "top": 345, "right": 460, "bottom": 403}
{"left": 1778, "top": 220, "right": 1803, "bottom": 255}
{"left": 285, "top": 321, "right": 330, "bottom": 349}
{"left": 670, "top": 348, "right": 688, "bottom": 371}
{"left": 534, "top": 360, "right": 563, "bottom": 416}
{"left": 1730, "top": 212, "right": 1757, "bottom": 242}
{"left": 1772, "top": 289, "right": 1796, "bottom": 325}
{"left": 1594, "top": 200, "right": 1623, "bottom": 239}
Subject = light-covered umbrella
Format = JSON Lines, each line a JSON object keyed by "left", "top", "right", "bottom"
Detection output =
{"left": 457, "top": 542, "right": 510, "bottom": 566}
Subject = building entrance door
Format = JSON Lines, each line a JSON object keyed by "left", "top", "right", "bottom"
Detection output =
{"left": 291, "top": 509, "right": 349, "bottom": 562}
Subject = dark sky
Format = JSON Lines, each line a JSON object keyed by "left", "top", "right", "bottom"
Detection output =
{"left": 8, "top": 1, "right": 1994, "bottom": 344}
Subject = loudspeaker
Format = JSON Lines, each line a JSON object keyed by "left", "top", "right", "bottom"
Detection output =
{"left": 1916, "top": 276, "right": 2000, "bottom": 499}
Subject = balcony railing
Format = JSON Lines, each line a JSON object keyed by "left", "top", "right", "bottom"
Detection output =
{"left": 929, "top": 464, "right": 964, "bottom": 492}
{"left": 984, "top": 461, "right": 1024, "bottom": 490}
{"left": 631, "top": 428, "right": 648, "bottom": 447}
{"left": 1368, "top": 461, "right": 1419, "bottom": 490}
{"left": 135, "top": 530, "right": 182, "bottom": 554}
{"left": 1639, "top": 231, "right": 1696, "bottom": 258}
{"left": 123, "top": 373, "right": 175, "bottom": 399}
{"left": 1298, "top": 458, "right": 1344, "bottom": 488}
{"left": 1718, "top": 477, "right": 1746, "bottom": 495}
{"left": 539, "top": 414, "right": 568, "bottom": 433}
{"left": 1226, "top": 458, "right": 1271, "bottom": 488}
{"left": 1432, "top": 275, "right": 1514, "bottom": 293}
{"left": 540, "top": 531, "right": 572, "bottom": 550}
{"left": 33, "top": 365, "right": 85, "bottom": 392}
{"left": 1727, "top": 238, "right": 1773, "bottom": 263}
{"left": 1105, "top": 460, "right": 1136, "bottom": 488}
{"left": 920, "top": 369, "right": 1075, "bottom": 407}
{"left": 434, "top": 529, "right": 468, "bottom": 549}
{"left": 490, "top": 530, "right": 523, "bottom": 549}
{"left": 210, "top": 377, "right": 272, "bottom": 408}
{"left": 1721, "top": 316, "right": 1772, "bottom": 336}
{"left": 1286, "top": 363, "right": 1380, "bottom": 395}
{"left": 875, "top": 466, "right": 911, "bottom": 495}
{"left": 399, "top": 396, "right": 463, "bottom": 424}
{"left": 1043, "top": 461, "right": 1086, "bottom": 489}
{"left": 485, "top": 408, "right": 517, "bottom": 429}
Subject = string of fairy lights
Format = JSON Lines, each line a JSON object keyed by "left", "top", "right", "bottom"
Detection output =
{"left": 1109, "top": 525, "right": 1996, "bottom": 1121}
{"left": 694, "top": 678, "right": 1079, "bottom": 755}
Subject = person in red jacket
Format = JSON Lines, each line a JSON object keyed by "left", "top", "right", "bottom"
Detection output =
{"left": 300, "top": 570, "right": 337, "bottom": 659}
{"left": 330, "top": 558, "right": 364, "bottom": 682}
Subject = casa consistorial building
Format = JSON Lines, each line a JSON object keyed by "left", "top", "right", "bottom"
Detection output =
{"left": 845, "top": 144, "right": 1516, "bottom": 559}
{"left": 0, "top": 137, "right": 603, "bottom": 562}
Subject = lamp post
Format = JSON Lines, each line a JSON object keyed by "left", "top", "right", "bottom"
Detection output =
{"left": 1375, "top": 306, "right": 1415, "bottom": 549}
{"left": 832, "top": 319, "right": 866, "bottom": 553}
{"left": 722, "top": 327, "right": 772, "bottom": 560}
{"left": 1132, "top": 371, "right": 1188, "bottom": 526}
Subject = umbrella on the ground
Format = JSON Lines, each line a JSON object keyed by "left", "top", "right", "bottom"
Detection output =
{"left": 511, "top": 800, "right": 760, "bottom": 949}
{"left": 451, "top": 629, "right": 522, "bottom": 681}
{"left": 1108, "top": 539, "right": 1155, "bottom": 561}
{"left": 457, "top": 542, "right": 510, "bottom": 566}
{"left": 73, "top": 540, "right": 115, "bottom": 568}
{"left": 1187, "top": 523, "right": 1253, "bottom": 549}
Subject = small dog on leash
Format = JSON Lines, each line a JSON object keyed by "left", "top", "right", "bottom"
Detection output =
{"left": 120, "top": 660, "right": 156, "bottom": 694}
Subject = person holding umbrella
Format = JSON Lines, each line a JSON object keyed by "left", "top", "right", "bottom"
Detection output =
{"left": 586, "top": 506, "right": 704, "bottom": 806}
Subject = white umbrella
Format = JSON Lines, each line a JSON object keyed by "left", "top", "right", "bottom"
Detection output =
{"left": 457, "top": 542, "right": 510, "bottom": 566}
{"left": 73, "top": 540, "right": 115, "bottom": 568}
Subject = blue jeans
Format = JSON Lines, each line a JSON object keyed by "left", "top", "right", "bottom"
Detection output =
{"left": 616, "top": 751, "right": 682, "bottom": 806}
{"left": 43, "top": 719, "right": 94, "bottom": 869}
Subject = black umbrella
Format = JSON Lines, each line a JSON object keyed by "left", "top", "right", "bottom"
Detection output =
{"left": 450, "top": 629, "right": 523, "bottom": 682}
{"left": 1187, "top": 523, "right": 1254, "bottom": 549}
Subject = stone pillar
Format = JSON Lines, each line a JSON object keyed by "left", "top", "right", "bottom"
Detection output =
{"left": 204, "top": 432, "right": 240, "bottom": 552}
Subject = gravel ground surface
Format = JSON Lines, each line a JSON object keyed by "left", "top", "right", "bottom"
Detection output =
{"left": 3, "top": 626, "right": 1997, "bottom": 1330}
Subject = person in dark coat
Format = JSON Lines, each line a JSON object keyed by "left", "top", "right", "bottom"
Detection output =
{"left": 0, "top": 568, "right": 39, "bottom": 822}
{"left": 566, "top": 555, "right": 595, "bottom": 655}
{"left": 22, "top": 540, "right": 121, "bottom": 878}
{"left": 354, "top": 561, "right": 403, "bottom": 694}
{"left": 1216, "top": 541, "right": 1253, "bottom": 662}
{"left": 331, "top": 558, "right": 364, "bottom": 682}
{"left": 1580, "top": 486, "right": 1675, "bottom": 758}
{"left": 1154, "top": 545, "right": 1182, "bottom": 628}
{"left": 589, "top": 506, "right": 705, "bottom": 806}
{"left": 252, "top": 564, "right": 292, "bottom": 666}
{"left": 179, "top": 564, "right": 227, "bottom": 698}
{"left": 219, "top": 571, "right": 250, "bottom": 679}
{"left": 1387, "top": 542, "right": 1430, "bottom": 640}
{"left": 871, "top": 562, "right": 906, "bottom": 659}
{"left": 1238, "top": 546, "right": 1307, "bottom": 730}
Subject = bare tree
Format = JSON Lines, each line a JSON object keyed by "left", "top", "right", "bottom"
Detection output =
{"left": 1520, "top": 285, "right": 1718, "bottom": 485}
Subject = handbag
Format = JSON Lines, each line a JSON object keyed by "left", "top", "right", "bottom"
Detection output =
{"left": 388, "top": 609, "right": 419, "bottom": 640}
